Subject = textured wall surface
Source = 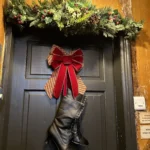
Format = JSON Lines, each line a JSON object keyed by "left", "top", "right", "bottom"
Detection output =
{"left": 0, "top": 0, "right": 5, "bottom": 45}
{"left": 26, "top": 0, "right": 122, "bottom": 11}
{"left": 132, "top": 0, "right": 150, "bottom": 150}
{"left": 0, "top": 0, "right": 5, "bottom": 86}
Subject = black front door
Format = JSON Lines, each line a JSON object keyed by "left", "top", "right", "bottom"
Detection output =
{"left": 5, "top": 30, "right": 118, "bottom": 150}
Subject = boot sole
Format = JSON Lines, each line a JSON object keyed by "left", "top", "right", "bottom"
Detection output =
{"left": 72, "top": 140, "right": 89, "bottom": 147}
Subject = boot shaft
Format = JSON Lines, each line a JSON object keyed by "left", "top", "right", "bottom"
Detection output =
{"left": 48, "top": 90, "right": 86, "bottom": 150}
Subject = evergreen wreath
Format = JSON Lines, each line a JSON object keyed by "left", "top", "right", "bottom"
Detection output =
{"left": 5, "top": 0, "right": 143, "bottom": 39}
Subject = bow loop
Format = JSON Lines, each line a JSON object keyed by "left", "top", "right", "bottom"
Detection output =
{"left": 52, "top": 47, "right": 64, "bottom": 55}
{"left": 72, "top": 49, "right": 83, "bottom": 56}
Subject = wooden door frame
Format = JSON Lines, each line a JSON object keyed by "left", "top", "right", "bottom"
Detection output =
{"left": 113, "top": 37, "right": 137, "bottom": 150}
{"left": 0, "top": 27, "right": 137, "bottom": 150}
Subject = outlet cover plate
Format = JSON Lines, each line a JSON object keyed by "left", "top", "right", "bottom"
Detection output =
{"left": 134, "top": 96, "right": 146, "bottom": 111}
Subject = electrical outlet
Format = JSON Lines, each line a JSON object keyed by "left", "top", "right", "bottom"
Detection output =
{"left": 0, "top": 94, "right": 3, "bottom": 100}
{"left": 134, "top": 96, "right": 146, "bottom": 111}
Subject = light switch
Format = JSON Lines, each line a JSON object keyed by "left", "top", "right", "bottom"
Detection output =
{"left": 0, "top": 88, "right": 3, "bottom": 101}
{"left": 134, "top": 96, "right": 146, "bottom": 111}
{"left": 0, "top": 94, "right": 3, "bottom": 101}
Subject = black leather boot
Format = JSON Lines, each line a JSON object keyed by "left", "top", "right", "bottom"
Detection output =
{"left": 48, "top": 90, "right": 86, "bottom": 150}
{"left": 71, "top": 94, "right": 89, "bottom": 146}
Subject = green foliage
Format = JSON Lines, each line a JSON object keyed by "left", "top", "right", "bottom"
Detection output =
{"left": 5, "top": 0, "right": 143, "bottom": 40}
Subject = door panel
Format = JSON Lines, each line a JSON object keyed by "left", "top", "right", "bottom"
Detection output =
{"left": 22, "top": 91, "right": 56, "bottom": 150}
{"left": 81, "top": 92, "right": 106, "bottom": 150}
{"left": 6, "top": 33, "right": 117, "bottom": 150}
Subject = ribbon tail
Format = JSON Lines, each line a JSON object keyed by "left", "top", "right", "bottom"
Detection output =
{"left": 53, "top": 64, "right": 67, "bottom": 98}
{"left": 63, "top": 69, "right": 68, "bottom": 96}
{"left": 68, "top": 65, "right": 78, "bottom": 98}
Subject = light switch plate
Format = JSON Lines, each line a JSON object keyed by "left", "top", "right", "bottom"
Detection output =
{"left": 134, "top": 96, "right": 146, "bottom": 111}
{"left": 0, "top": 94, "right": 3, "bottom": 100}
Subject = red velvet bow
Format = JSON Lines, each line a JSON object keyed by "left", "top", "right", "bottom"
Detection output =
{"left": 51, "top": 47, "right": 83, "bottom": 98}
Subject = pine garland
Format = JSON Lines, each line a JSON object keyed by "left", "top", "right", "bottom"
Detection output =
{"left": 5, "top": 0, "right": 143, "bottom": 40}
